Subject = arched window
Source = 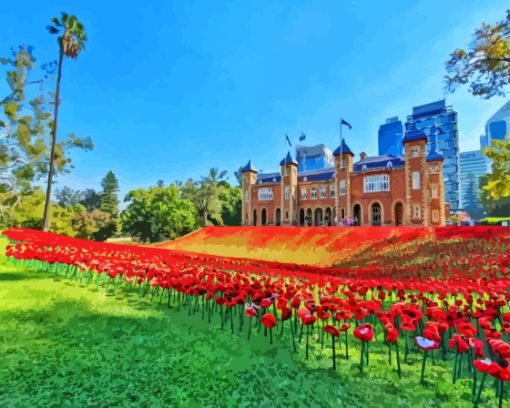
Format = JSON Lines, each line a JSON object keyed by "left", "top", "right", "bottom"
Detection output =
{"left": 387, "top": 161, "right": 393, "bottom": 169}
{"left": 362, "top": 165, "right": 367, "bottom": 171}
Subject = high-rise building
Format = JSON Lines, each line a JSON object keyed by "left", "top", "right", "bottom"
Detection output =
{"left": 378, "top": 117, "right": 403, "bottom": 157}
{"left": 485, "top": 100, "right": 510, "bottom": 145}
{"left": 458, "top": 150, "right": 490, "bottom": 211}
{"left": 295, "top": 144, "right": 334, "bottom": 172}
{"left": 405, "top": 99, "right": 460, "bottom": 210}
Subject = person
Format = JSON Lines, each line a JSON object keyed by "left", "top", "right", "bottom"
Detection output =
{"left": 343, "top": 216, "right": 349, "bottom": 226}
{"left": 354, "top": 216, "right": 359, "bottom": 226}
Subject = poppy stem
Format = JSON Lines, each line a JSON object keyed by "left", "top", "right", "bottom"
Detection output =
{"left": 474, "top": 373, "right": 487, "bottom": 406}
{"left": 247, "top": 317, "right": 252, "bottom": 341}
{"left": 332, "top": 335, "right": 336, "bottom": 370}
{"left": 498, "top": 380, "right": 503, "bottom": 408}
{"left": 359, "top": 342, "right": 364, "bottom": 373}
{"left": 306, "top": 325, "right": 310, "bottom": 360}
{"left": 290, "top": 319, "right": 297, "bottom": 352}
{"left": 453, "top": 352, "right": 459, "bottom": 384}
{"left": 420, "top": 351, "right": 428, "bottom": 385}
{"left": 345, "top": 330, "right": 349, "bottom": 360}
{"left": 269, "top": 327, "right": 273, "bottom": 344}
{"left": 395, "top": 341, "right": 401, "bottom": 378}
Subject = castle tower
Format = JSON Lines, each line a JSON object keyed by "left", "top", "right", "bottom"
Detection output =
{"left": 241, "top": 160, "right": 258, "bottom": 225}
{"left": 279, "top": 152, "right": 298, "bottom": 226}
{"left": 333, "top": 140, "right": 354, "bottom": 223}
{"left": 403, "top": 130, "right": 428, "bottom": 225}
{"left": 426, "top": 150, "right": 445, "bottom": 225}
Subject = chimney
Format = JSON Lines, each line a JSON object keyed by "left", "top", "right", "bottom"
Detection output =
{"left": 360, "top": 152, "right": 367, "bottom": 161}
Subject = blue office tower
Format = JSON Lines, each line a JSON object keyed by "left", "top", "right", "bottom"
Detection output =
{"left": 485, "top": 100, "right": 510, "bottom": 144}
{"left": 405, "top": 99, "right": 460, "bottom": 210}
{"left": 378, "top": 117, "right": 403, "bottom": 156}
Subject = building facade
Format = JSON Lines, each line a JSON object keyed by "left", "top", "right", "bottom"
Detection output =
{"left": 485, "top": 100, "right": 510, "bottom": 144}
{"left": 378, "top": 116, "right": 403, "bottom": 157}
{"left": 405, "top": 99, "right": 459, "bottom": 210}
{"left": 242, "top": 131, "right": 447, "bottom": 227}
{"left": 459, "top": 150, "right": 490, "bottom": 209}
{"left": 295, "top": 144, "right": 334, "bottom": 172}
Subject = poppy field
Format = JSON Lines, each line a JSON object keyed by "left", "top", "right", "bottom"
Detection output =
{"left": 2, "top": 226, "right": 510, "bottom": 407}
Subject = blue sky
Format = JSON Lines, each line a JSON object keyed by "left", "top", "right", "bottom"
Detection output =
{"left": 1, "top": 1, "right": 509, "bottom": 201}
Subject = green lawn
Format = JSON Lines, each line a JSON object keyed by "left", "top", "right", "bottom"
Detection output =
{"left": 0, "top": 238, "right": 501, "bottom": 407}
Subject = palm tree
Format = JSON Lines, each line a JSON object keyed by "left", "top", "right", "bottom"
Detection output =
{"left": 42, "top": 13, "right": 87, "bottom": 231}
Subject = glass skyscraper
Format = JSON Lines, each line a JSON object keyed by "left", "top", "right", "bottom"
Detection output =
{"left": 485, "top": 99, "right": 510, "bottom": 145}
{"left": 295, "top": 144, "right": 334, "bottom": 172}
{"left": 378, "top": 117, "right": 403, "bottom": 157}
{"left": 405, "top": 99, "right": 460, "bottom": 210}
{"left": 459, "top": 150, "right": 490, "bottom": 210}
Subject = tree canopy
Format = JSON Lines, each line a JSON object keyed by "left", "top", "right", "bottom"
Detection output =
{"left": 445, "top": 10, "right": 510, "bottom": 98}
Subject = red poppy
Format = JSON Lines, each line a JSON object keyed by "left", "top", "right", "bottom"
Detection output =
{"left": 469, "top": 338, "right": 485, "bottom": 358}
{"left": 353, "top": 324, "right": 374, "bottom": 342}
{"left": 414, "top": 336, "right": 439, "bottom": 351}
{"left": 323, "top": 325, "right": 340, "bottom": 338}
{"left": 260, "top": 298, "right": 273, "bottom": 308}
{"left": 448, "top": 334, "right": 469, "bottom": 353}
{"left": 280, "top": 306, "right": 292, "bottom": 321}
{"left": 385, "top": 325, "right": 399, "bottom": 344}
{"left": 339, "top": 322, "right": 350, "bottom": 332}
{"left": 488, "top": 339, "right": 510, "bottom": 358}
{"left": 244, "top": 303, "right": 258, "bottom": 318}
{"left": 261, "top": 313, "right": 277, "bottom": 329}
{"left": 474, "top": 358, "right": 503, "bottom": 378}
{"left": 455, "top": 320, "right": 476, "bottom": 338}
{"left": 302, "top": 314, "right": 317, "bottom": 326}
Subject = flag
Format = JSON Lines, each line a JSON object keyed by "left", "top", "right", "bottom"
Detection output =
{"left": 299, "top": 132, "right": 306, "bottom": 142}
{"left": 341, "top": 119, "right": 352, "bottom": 130}
{"left": 285, "top": 133, "right": 292, "bottom": 147}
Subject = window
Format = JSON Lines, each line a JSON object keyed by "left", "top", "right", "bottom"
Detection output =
{"left": 339, "top": 180, "right": 346, "bottom": 195}
{"left": 429, "top": 165, "right": 439, "bottom": 174}
{"left": 303, "top": 176, "right": 308, "bottom": 182}
{"left": 341, "top": 209, "right": 345, "bottom": 219}
{"left": 301, "top": 187, "right": 308, "bottom": 200}
{"left": 411, "top": 147, "right": 421, "bottom": 157}
{"left": 431, "top": 183, "right": 438, "bottom": 199}
{"left": 432, "top": 209, "right": 439, "bottom": 222}
{"left": 363, "top": 174, "right": 390, "bottom": 193}
{"left": 258, "top": 188, "right": 273, "bottom": 201}
{"left": 284, "top": 186, "right": 289, "bottom": 200}
{"left": 412, "top": 171, "right": 421, "bottom": 190}
{"left": 311, "top": 186, "right": 317, "bottom": 199}
{"left": 387, "top": 161, "right": 393, "bottom": 169}
{"left": 362, "top": 165, "right": 368, "bottom": 171}
{"left": 413, "top": 205, "right": 421, "bottom": 219}
{"left": 285, "top": 210, "right": 289, "bottom": 219}
{"left": 244, "top": 190, "right": 249, "bottom": 202}
{"left": 320, "top": 185, "right": 327, "bottom": 198}
{"left": 330, "top": 184, "right": 335, "bottom": 198}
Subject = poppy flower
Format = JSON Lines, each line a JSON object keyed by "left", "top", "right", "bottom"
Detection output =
{"left": 414, "top": 336, "right": 439, "bottom": 351}
{"left": 386, "top": 325, "right": 399, "bottom": 344}
{"left": 261, "top": 313, "right": 277, "bottom": 329}
{"left": 469, "top": 338, "right": 485, "bottom": 358}
{"left": 488, "top": 339, "right": 510, "bottom": 358}
{"left": 353, "top": 324, "right": 374, "bottom": 342}
{"left": 244, "top": 303, "right": 258, "bottom": 318}
{"left": 474, "top": 358, "right": 503, "bottom": 377}
{"left": 302, "top": 314, "right": 317, "bottom": 326}
{"left": 260, "top": 298, "right": 273, "bottom": 308}
{"left": 455, "top": 320, "right": 476, "bottom": 338}
{"left": 449, "top": 334, "right": 469, "bottom": 353}
{"left": 323, "top": 325, "right": 340, "bottom": 338}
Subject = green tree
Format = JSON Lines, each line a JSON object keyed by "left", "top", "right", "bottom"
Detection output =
{"left": 72, "top": 206, "right": 112, "bottom": 239}
{"left": 445, "top": 10, "right": 510, "bottom": 98}
{"left": 234, "top": 166, "right": 243, "bottom": 187}
{"left": 55, "top": 186, "right": 82, "bottom": 206}
{"left": 462, "top": 173, "right": 484, "bottom": 219}
{"left": 0, "top": 46, "right": 92, "bottom": 207}
{"left": 182, "top": 168, "right": 227, "bottom": 226}
{"left": 122, "top": 184, "right": 198, "bottom": 242}
{"left": 79, "top": 188, "right": 101, "bottom": 211}
{"left": 481, "top": 138, "right": 510, "bottom": 201}
{"left": 218, "top": 183, "right": 242, "bottom": 225}
{"left": 43, "top": 12, "right": 88, "bottom": 231}
{"left": 93, "top": 170, "right": 120, "bottom": 241}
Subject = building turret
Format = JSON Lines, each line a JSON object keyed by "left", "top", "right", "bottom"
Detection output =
{"left": 403, "top": 130, "right": 427, "bottom": 225}
{"left": 241, "top": 160, "right": 258, "bottom": 225}
{"left": 279, "top": 152, "right": 298, "bottom": 225}
{"left": 426, "top": 149, "right": 445, "bottom": 225}
{"left": 333, "top": 140, "right": 355, "bottom": 223}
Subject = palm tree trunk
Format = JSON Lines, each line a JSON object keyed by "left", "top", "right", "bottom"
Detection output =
{"left": 42, "top": 50, "right": 64, "bottom": 232}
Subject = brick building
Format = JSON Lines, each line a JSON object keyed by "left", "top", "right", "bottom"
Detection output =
{"left": 241, "top": 130, "right": 447, "bottom": 226}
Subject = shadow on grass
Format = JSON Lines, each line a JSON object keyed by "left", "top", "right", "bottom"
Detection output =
{"left": 0, "top": 269, "right": 48, "bottom": 281}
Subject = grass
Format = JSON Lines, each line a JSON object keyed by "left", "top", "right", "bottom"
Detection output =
{"left": 0, "top": 236, "right": 504, "bottom": 407}
{"left": 481, "top": 217, "right": 510, "bottom": 225}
